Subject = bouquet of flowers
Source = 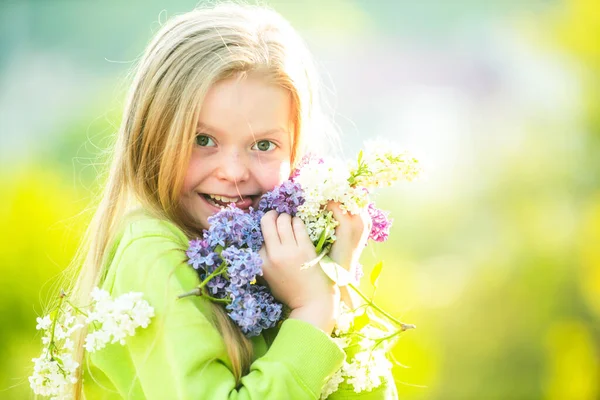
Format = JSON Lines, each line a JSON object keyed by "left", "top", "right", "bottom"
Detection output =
{"left": 181, "top": 139, "right": 421, "bottom": 395}
{"left": 29, "top": 289, "right": 154, "bottom": 399}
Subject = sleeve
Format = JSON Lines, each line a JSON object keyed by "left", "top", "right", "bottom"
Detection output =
{"left": 103, "top": 224, "right": 346, "bottom": 400}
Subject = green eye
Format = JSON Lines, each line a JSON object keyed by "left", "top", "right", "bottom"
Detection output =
{"left": 195, "top": 135, "right": 215, "bottom": 147}
{"left": 253, "top": 140, "right": 276, "bottom": 151}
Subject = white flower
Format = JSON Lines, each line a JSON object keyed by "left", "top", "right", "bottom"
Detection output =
{"left": 30, "top": 288, "right": 155, "bottom": 399}
{"left": 36, "top": 315, "right": 52, "bottom": 331}
{"left": 297, "top": 210, "right": 338, "bottom": 244}
{"left": 85, "top": 289, "right": 154, "bottom": 351}
{"left": 320, "top": 366, "right": 346, "bottom": 399}
{"left": 334, "top": 303, "right": 355, "bottom": 335}
{"left": 324, "top": 305, "right": 398, "bottom": 397}
{"left": 29, "top": 348, "right": 78, "bottom": 399}
{"left": 83, "top": 329, "right": 111, "bottom": 352}
{"left": 350, "top": 138, "right": 422, "bottom": 189}
{"left": 344, "top": 349, "right": 392, "bottom": 393}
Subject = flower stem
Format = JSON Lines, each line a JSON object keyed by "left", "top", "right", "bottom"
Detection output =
{"left": 347, "top": 282, "right": 416, "bottom": 332}
{"left": 200, "top": 288, "right": 231, "bottom": 304}
{"left": 65, "top": 300, "right": 88, "bottom": 317}
{"left": 178, "top": 264, "right": 228, "bottom": 299}
{"left": 301, "top": 246, "right": 330, "bottom": 270}
{"left": 199, "top": 264, "right": 227, "bottom": 289}
{"left": 315, "top": 228, "right": 328, "bottom": 254}
{"left": 48, "top": 290, "right": 66, "bottom": 360}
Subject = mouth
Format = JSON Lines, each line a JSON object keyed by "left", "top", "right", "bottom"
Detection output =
{"left": 199, "top": 193, "right": 259, "bottom": 210}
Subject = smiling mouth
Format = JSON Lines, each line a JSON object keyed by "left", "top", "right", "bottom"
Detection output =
{"left": 200, "top": 193, "right": 258, "bottom": 209}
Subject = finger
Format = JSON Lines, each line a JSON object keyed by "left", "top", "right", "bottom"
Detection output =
{"left": 292, "top": 217, "right": 313, "bottom": 249}
{"left": 276, "top": 213, "right": 297, "bottom": 245}
{"left": 261, "top": 210, "right": 281, "bottom": 246}
{"left": 326, "top": 201, "right": 346, "bottom": 218}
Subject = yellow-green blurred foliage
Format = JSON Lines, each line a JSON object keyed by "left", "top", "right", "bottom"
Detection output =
{"left": 1, "top": 0, "right": 598, "bottom": 398}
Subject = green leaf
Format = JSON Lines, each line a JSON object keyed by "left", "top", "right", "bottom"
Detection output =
{"left": 353, "top": 310, "right": 370, "bottom": 331}
{"left": 370, "top": 261, "right": 384, "bottom": 289}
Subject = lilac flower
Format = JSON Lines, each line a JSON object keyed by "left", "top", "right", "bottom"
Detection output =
{"left": 206, "top": 276, "right": 228, "bottom": 297}
{"left": 367, "top": 203, "right": 393, "bottom": 242}
{"left": 186, "top": 239, "right": 221, "bottom": 272}
{"left": 205, "top": 206, "right": 264, "bottom": 251}
{"left": 226, "top": 285, "right": 282, "bottom": 337}
{"left": 239, "top": 210, "right": 265, "bottom": 252}
{"left": 221, "top": 246, "right": 263, "bottom": 287}
{"left": 258, "top": 180, "right": 305, "bottom": 215}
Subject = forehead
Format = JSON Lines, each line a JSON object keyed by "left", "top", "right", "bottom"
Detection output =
{"left": 198, "top": 75, "right": 293, "bottom": 138}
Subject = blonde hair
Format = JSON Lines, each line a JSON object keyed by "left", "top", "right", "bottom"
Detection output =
{"left": 64, "top": 2, "right": 338, "bottom": 398}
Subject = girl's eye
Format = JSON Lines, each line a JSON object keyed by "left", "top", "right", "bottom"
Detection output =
{"left": 195, "top": 135, "right": 215, "bottom": 147}
{"left": 252, "top": 140, "right": 276, "bottom": 152}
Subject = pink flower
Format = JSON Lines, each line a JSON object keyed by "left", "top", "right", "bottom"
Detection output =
{"left": 367, "top": 203, "right": 392, "bottom": 242}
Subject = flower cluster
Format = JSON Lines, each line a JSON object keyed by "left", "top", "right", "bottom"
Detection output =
{"left": 186, "top": 206, "right": 283, "bottom": 337}
{"left": 258, "top": 180, "right": 305, "bottom": 215}
{"left": 321, "top": 305, "right": 398, "bottom": 398}
{"left": 29, "top": 302, "right": 83, "bottom": 400}
{"left": 29, "top": 289, "right": 154, "bottom": 399}
{"left": 290, "top": 142, "right": 419, "bottom": 257}
{"left": 367, "top": 203, "right": 393, "bottom": 243}
{"left": 349, "top": 138, "right": 421, "bottom": 189}
{"left": 84, "top": 288, "right": 154, "bottom": 352}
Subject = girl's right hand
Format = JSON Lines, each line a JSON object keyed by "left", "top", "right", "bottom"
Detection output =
{"left": 259, "top": 210, "right": 339, "bottom": 333}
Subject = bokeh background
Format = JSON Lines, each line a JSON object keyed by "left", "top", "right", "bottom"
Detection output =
{"left": 1, "top": 0, "right": 598, "bottom": 398}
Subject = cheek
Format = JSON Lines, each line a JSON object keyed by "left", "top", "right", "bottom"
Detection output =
{"left": 181, "top": 157, "right": 201, "bottom": 194}
{"left": 255, "top": 159, "right": 292, "bottom": 189}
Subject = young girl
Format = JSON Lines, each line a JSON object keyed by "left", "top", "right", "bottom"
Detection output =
{"left": 66, "top": 3, "right": 397, "bottom": 399}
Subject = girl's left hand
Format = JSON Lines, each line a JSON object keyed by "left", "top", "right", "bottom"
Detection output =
{"left": 326, "top": 202, "right": 371, "bottom": 310}
{"left": 326, "top": 202, "right": 371, "bottom": 277}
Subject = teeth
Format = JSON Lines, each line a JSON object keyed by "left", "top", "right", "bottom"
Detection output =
{"left": 207, "top": 194, "right": 241, "bottom": 203}
{"left": 205, "top": 197, "right": 226, "bottom": 209}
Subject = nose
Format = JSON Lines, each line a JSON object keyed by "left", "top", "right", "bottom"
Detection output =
{"left": 215, "top": 149, "right": 250, "bottom": 183}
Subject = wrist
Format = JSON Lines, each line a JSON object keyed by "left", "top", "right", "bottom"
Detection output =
{"left": 289, "top": 299, "right": 336, "bottom": 335}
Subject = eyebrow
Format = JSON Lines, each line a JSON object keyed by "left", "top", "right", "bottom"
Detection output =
{"left": 197, "top": 122, "right": 289, "bottom": 138}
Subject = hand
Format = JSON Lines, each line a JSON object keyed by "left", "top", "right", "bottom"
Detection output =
{"left": 327, "top": 203, "right": 371, "bottom": 310}
{"left": 327, "top": 202, "right": 372, "bottom": 273}
{"left": 259, "top": 211, "right": 339, "bottom": 332}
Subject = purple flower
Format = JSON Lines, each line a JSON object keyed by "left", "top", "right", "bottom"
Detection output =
{"left": 205, "top": 205, "right": 264, "bottom": 251}
{"left": 258, "top": 180, "right": 305, "bottom": 215}
{"left": 221, "top": 246, "right": 263, "bottom": 287}
{"left": 187, "top": 239, "right": 221, "bottom": 272}
{"left": 226, "top": 286, "right": 261, "bottom": 336}
{"left": 226, "top": 285, "right": 282, "bottom": 337}
{"left": 239, "top": 210, "right": 264, "bottom": 252}
{"left": 206, "top": 276, "right": 228, "bottom": 297}
{"left": 367, "top": 203, "right": 393, "bottom": 242}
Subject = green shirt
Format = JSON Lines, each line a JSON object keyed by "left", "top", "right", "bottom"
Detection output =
{"left": 85, "top": 210, "right": 397, "bottom": 399}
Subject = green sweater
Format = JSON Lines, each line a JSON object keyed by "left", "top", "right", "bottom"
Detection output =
{"left": 85, "top": 211, "right": 397, "bottom": 399}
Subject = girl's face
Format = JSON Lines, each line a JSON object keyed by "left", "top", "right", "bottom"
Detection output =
{"left": 180, "top": 74, "right": 293, "bottom": 230}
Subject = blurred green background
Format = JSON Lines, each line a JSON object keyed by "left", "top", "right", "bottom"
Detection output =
{"left": 1, "top": 0, "right": 598, "bottom": 398}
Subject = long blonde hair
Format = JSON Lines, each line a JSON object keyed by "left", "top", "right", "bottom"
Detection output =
{"left": 65, "top": 3, "right": 337, "bottom": 398}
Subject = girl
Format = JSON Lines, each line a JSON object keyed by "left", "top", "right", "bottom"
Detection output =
{"left": 66, "top": 3, "right": 397, "bottom": 399}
